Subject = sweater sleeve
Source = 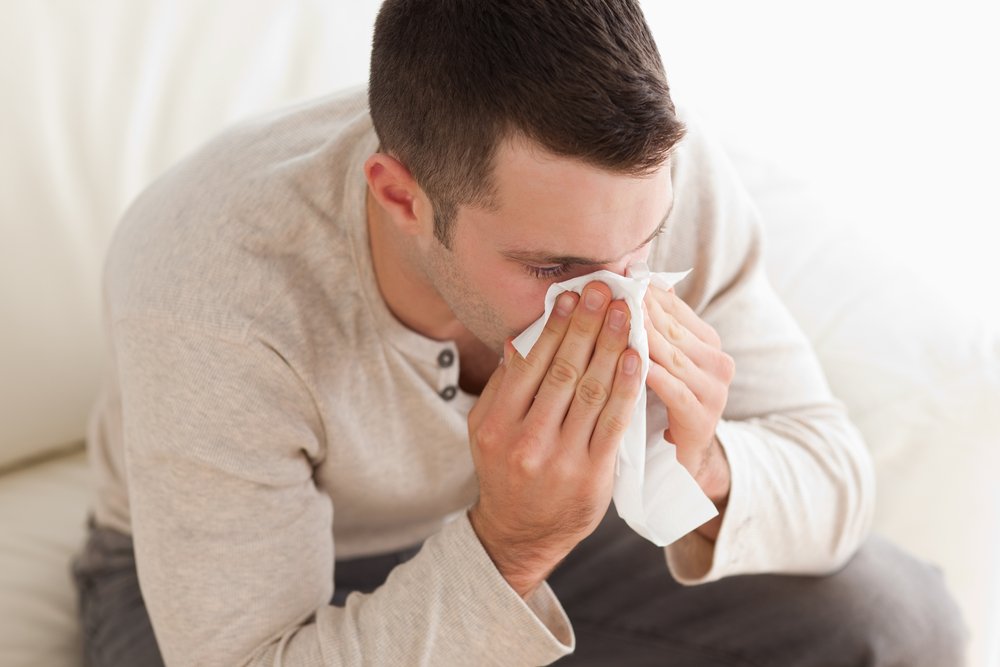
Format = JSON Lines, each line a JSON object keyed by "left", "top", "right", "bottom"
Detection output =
{"left": 116, "top": 317, "right": 572, "bottom": 667}
{"left": 653, "top": 113, "right": 877, "bottom": 583}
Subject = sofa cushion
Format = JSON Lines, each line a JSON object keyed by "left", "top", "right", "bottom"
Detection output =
{"left": 0, "top": 450, "right": 90, "bottom": 667}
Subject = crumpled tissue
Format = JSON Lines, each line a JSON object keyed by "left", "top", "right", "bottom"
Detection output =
{"left": 512, "top": 261, "right": 718, "bottom": 546}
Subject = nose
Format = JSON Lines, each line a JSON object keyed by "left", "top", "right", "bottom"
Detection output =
{"left": 602, "top": 258, "right": 631, "bottom": 277}
{"left": 602, "top": 257, "right": 648, "bottom": 279}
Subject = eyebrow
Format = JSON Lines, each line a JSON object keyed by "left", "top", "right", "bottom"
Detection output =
{"left": 500, "top": 202, "right": 674, "bottom": 267}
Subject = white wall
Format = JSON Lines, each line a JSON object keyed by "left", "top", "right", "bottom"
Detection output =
{"left": 643, "top": 1, "right": 1000, "bottom": 329}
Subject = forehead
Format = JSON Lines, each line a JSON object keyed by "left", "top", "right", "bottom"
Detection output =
{"left": 461, "top": 135, "right": 673, "bottom": 254}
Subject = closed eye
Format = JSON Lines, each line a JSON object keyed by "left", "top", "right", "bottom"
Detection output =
{"left": 524, "top": 263, "right": 574, "bottom": 280}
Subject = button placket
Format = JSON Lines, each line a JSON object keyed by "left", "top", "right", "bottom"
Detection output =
{"left": 437, "top": 345, "right": 458, "bottom": 401}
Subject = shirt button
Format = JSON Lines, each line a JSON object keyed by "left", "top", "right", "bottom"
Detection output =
{"left": 439, "top": 385, "right": 457, "bottom": 401}
{"left": 437, "top": 349, "right": 455, "bottom": 368}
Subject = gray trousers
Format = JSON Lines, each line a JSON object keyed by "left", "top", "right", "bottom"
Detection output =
{"left": 70, "top": 507, "right": 968, "bottom": 666}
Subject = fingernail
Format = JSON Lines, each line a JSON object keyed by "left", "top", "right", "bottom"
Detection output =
{"left": 608, "top": 308, "right": 627, "bottom": 331}
{"left": 584, "top": 289, "right": 606, "bottom": 311}
{"left": 555, "top": 292, "right": 575, "bottom": 317}
{"left": 624, "top": 354, "right": 639, "bottom": 375}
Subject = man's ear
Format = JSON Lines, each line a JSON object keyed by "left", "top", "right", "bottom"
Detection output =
{"left": 364, "top": 153, "right": 430, "bottom": 236}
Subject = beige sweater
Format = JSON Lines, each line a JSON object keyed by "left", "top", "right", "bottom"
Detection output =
{"left": 85, "top": 87, "right": 875, "bottom": 666}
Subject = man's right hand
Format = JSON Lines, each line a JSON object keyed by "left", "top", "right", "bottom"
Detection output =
{"left": 467, "top": 281, "right": 642, "bottom": 598}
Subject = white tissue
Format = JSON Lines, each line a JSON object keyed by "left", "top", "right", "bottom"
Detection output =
{"left": 511, "top": 261, "right": 719, "bottom": 546}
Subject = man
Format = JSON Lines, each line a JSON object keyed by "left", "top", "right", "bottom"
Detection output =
{"left": 71, "top": 1, "right": 966, "bottom": 665}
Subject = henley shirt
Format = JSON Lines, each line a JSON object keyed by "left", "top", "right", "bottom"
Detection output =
{"left": 83, "top": 87, "right": 875, "bottom": 666}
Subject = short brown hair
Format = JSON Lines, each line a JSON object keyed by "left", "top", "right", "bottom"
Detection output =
{"left": 368, "top": 0, "right": 686, "bottom": 247}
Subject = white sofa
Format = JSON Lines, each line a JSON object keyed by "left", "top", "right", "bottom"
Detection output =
{"left": 2, "top": 3, "right": 998, "bottom": 666}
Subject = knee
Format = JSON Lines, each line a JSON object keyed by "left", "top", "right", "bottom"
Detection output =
{"left": 816, "top": 535, "right": 968, "bottom": 666}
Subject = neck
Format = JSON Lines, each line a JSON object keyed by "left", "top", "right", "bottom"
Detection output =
{"left": 365, "top": 190, "right": 468, "bottom": 342}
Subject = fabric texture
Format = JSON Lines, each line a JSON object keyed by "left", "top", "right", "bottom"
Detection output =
{"left": 72, "top": 517, "right": 165, "bottom": 667}
{"left": 79, "top": 87, "right": 876, "bottom": 665}
{"left": 0, "top": 451, "right": 90, "bottom": 665}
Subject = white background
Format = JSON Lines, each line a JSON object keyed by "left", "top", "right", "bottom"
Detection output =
{"left": 645, "top": 2, "right": 1000, "bottom": 330}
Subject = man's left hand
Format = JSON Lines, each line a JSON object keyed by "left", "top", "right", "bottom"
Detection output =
{"left": 643, "top": 284, "right": 735, "bottom": 510}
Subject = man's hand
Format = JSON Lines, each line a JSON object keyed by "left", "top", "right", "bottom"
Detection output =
{"left": 643, "top": 284, "right": 735, "bottom": 538}
{"left": 467, "top": 282, "right": 642, "bottom": 598}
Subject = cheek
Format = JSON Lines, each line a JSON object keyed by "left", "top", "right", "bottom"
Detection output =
{"left": 511, "top": 285, "right": 555, "bottom": 331}
{"left": 451, "top": 241, "right": 561, "bottom": 331}
{"left": 480, "top": 263, "right": 556, "bottom": 331}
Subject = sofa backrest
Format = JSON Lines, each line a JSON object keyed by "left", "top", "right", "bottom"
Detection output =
{"left": 0, "top": 0, "right": 378, "bottom": 470}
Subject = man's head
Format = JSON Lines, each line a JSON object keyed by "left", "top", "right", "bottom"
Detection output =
{"left": 369, "top": 0, "right": 684, "bottom": 247}
{"left": 365, "top": 0, "right": 685, "bottom": 352}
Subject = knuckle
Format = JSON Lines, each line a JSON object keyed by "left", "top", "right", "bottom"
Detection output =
{"left": 473, "top": 421, "right": 503, "bottom": 451}
{"left": 671, "top": 347, "right": 685, "bottom": 369}
{"left": 541, "top": 317, "right": 565, "bottom": 341}
{"left": 508, "top": 449, "right": 542, "bottom": 477}
{"left": 667, "top": 315, "right": 684, "bottom": 341}
{"left": 576, "top": 376, "right": 609, "bottom": 407}
{"left": 568, "top": 315, "right": 598, "bottom": 339}
{"left": 598, "top": 412, "right": 629, "bottom": 440}
{"left": 510, "top": 351, "right": 538, "bottom": 375}
{"left": 547, "top": 355, "right": 580, "bottom": 387}
{"left": 597, "top": 329, "right": 626, "bottom": 354}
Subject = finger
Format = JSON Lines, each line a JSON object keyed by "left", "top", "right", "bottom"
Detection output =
{"left": 644, "top": 317, "right": 715, "bottom": 404}
{"left": 468, "top": 339, "right": 509, "bottom": 428}
{"left": 646, "top": 358, "right": 700, "bottom": 431}
{"left": 499, "top": 291, "right": 580, "bottom": 419}
{"left": 645, "top": 296, "right": 719, "bottom": 370}
{"left": 645, "top": 285, "right": 721, "bottom": 349}
{"left": 645, "top": 298, "right": 736, "bottom": 390}
{"left": 561, "top": 300, "right": 631, "bottom": 446}
{"left": 528, "top": 282, "right": 614, "bottom": 426}
{"left": 588, "top": 350, "right": 643, "bottom": 469}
